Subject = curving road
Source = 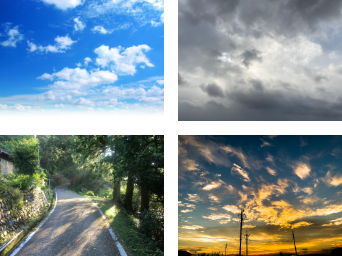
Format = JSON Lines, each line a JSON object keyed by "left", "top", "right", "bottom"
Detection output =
{"left": 11, "top": 186, "right": 122, "bottom": 256}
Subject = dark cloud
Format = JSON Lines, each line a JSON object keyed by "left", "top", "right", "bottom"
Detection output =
{"left": 200, "top": 83, "right": 225, "bottom": 98}
{"left": 178, "top": 73, "right": 186, "bottom": 86}
{"left": 241, "top": 49, "right": 262, "bottom": 67}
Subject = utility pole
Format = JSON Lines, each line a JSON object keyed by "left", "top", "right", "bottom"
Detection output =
{"left": 244, "top": 232, "right": 250, "bottom": 256}
{"left": 225, "top": 243, "right": 227, "bottom": 256}
{"left": 292, "top": 230, "right": 298, "bottom": 256}
{"left": 238, "top": 209, "right": 246, "bottom": 256}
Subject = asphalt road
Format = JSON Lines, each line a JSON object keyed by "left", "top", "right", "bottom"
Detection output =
{"left": 12, "top": 186, "right": 121, "bottom": 256}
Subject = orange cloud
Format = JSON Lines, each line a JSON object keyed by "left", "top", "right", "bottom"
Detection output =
{"left": 181, "top": 209, "right": 194, "bottom": 213}
{"left": 182, "top": 158, "right": 199, "bottom": 171}
{"left": 208, "top": 193, "right": 221, "bottom": 203}
{"left": 187, "top": 193, "right": 202, "bottom": 202}
{"left": 202, "top": 213, "right": 231, "bottom": 224}
{"left": 291, "top": 221, "right": 313, "bottom": 229}
{"left": 222, "top": 205, "right": 240, "bottom": 214}
{"left": 323, "top": 170, "right": 342, "bottom": 187}
{"left": 294, "top": 162, "right": 311, "bottom": 179}
{"left": 231, "top": 163, "right": 250, "bottom": 182}
{"left": 266, "top": 166, "right": 277, "bottom": 176}
{"left": 322, "top": 217, "right": 342, "bottom": 226}
{"left": 182, "top": 225, "right": 205, "bottom": 230}
{"left": 202, "top": 180, "right": 223, "bottom": 190}
{"left": 221, "top": 145, "right": 250, "bottom": 168}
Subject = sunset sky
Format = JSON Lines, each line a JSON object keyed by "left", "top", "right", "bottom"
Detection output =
{"left": 179, "top": 136, "right": 342, "bottom": 255}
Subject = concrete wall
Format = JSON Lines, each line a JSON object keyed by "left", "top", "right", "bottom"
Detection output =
{"left": 0, "top": 159, "right": 14, "bottom": 175}
{"left": 0, "top": 188, "right": 50, "bottom": 238}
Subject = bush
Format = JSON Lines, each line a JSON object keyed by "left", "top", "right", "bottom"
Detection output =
{"left": 86, "top": 190, "right": 95, "bottom": 196}
{"left": 139, "top": 210, "right": 164, "bottom": 251}
{"left": 9, "top": 188, "right": 24, "bottom": 210}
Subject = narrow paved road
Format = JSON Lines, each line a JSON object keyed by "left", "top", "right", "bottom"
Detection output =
{"left": 12, "top": 186, "right": 121, "bottom": 256}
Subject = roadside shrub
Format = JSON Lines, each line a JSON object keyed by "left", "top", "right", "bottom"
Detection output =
{"left": 9, "top": 188, "right": 24, "bottom": 210}
{"left": 51, "top": 173, "right": 67, "bottom": 187}
{"left": 98, "top": 187, "right": 112, "bottom": 198}
{"left": 86, "top": 190, "right": 95, "bottom": 196}
{"left": 139, "top": 210, "right": 164, "bottom": 251}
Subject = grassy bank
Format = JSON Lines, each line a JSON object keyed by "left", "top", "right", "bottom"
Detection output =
{"left": 71, "top": 188, "right": 163, "bottom": 256}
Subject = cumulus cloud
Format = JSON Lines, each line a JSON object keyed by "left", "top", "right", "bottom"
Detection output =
{"left": 0, "top": 24, "right": 23, "bottom": 47}
{"left": 156, "top": 79, "right": 164, "bottom": 85}
{"left": 92, "top": 26, "right": 113, "bottom": 34}
{"left": 74, "top": 17, "right": 86, "bottom": 31}
{"left": 294, "top": 163, "right": 311, "bottom": 179}
{"left": 27, "top": 35, "right": 76, "bottom": 53}
{"left": 37, "top": 67, "right": 118, "bottom": 90}
{"left": 39, "top": 0, "right": 83, "bottom": 10}
{"left": 94, "top": 44, "right": 154, "bottom": 75}
{"left": 84, "top": 57, "right": 91, "bottom": 66}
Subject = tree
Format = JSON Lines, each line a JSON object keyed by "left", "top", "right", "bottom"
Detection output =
{"left": 2, "top": 137, "right": 40, "bottom": 175}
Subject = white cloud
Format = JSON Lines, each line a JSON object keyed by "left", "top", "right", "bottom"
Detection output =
{"left": 38, "top": 68, "right": 118, "bottom": 90}
{"left": 0, "top": 104, "right": 8, "bottom": 110}
{"left": 92, "top": 26, "right": 112, "bottom": 34}
{"left": 96, "top": 99, "right": 118, "bottom": 107}
{"left": 54, "top": 104, "right": 65, "bottom": 108}
{"left": 84, "top": 57, "right": 91, "bottom": 66}
{"left": 0, "top": 24, "right": 23, "bottom": 47}
{"left": 74, "top": 17, "right": 86, "bottom": 31}
{"left": 39, "top": 0, "right": 83, "bottom": 10}
{"left": 156, "top": 79, "right": 164, "bottom": 85}
{"left": 73, "top": 98, "right": 95, "bottom": 106}
{"left": 27, "top": 35, "right": 76, "bottom": 53}
{"left": 94, "top": 44, "right": 154, "bottom": 75}
{"left": 103, "top": 85, "right": 163, "bottom": 102}
{"left": 14, "top": 104, "right": 31, "bottom": 111}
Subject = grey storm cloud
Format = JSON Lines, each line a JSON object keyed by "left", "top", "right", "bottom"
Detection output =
{"left": 241, "top": 49, "right": 262, "bottom": 68}
{"left": 178, "top": 0, "right": 342, "bottom": 120}
{"left": 178, "top": 73, "right": 186, "bottom": 86}
{"left": 200, "top": 83, "right": 225, "bottom": 98}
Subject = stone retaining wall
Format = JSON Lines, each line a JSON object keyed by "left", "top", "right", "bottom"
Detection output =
{"left": 0, "top": 188, "right": 50, "bottom": 239}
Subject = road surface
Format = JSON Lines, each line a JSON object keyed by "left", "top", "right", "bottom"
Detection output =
{"left": 12, "top": 186, "right": 121, "bottom": 256}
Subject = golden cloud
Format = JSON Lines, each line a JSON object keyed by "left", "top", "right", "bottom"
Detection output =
{"left": 222, "top": 205, "right": 240, "bottom": 214}
{"left": 322, "top": 217, "right": 342, "bottom": 226}
{"left": 182, "top": 158, "right": 199, "bottom": 171}
{"left": 181, "top": 209, "right": 194, "bottom": 213}
{"left": 291, "top": 221, "right": 313, "bottom": 229}
{"left": 182, "top": 225, "right": 205, "bottom": 230}
{"left": 202, "top": 213, "right": 231, "bottom": 224}
{"left": 231, "top": 163, "right": 250, "bottom": 182}
{"left": 208, "top": 193, "right": 221, "bottom": 203}
{"left": 203, "top": 180, "right": 223, "bottom": 190}
{"left": 266, "top": 166, "right": 277, "bottom": 176}
{"left": 294, "top": 162, "right": 311, "bottom": 179}
{"left": 187, "top": 193, "right": 202, "bottom": 202}
{"left": 221, "top": 145, "right": 250, "bottom": 168}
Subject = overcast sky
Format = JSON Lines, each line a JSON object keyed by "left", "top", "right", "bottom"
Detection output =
{"left": 179, "top": 135, "right": 342, "bottom": 255}
{"left": 179, "top": 0, "right": 342, "bottom": 120}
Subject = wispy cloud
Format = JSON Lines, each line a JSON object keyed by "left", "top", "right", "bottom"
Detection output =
{"left": 27, "top": 35, "right": 77, "bottom": 53}
{"left": 0, "top": 23, "right": 23, "bottom": 47}
{"left": 74, "top": 17, "right": 86, "bottom": 31}
{"left": 294, "top": 162, "right": 311, "bottom": 179}
{"left": 39, "top": 0, "right": 83, "bottom": 10}
{"left": 231, "top": 163, "right": 250, "bottom": 182}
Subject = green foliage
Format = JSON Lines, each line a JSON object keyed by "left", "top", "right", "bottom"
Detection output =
{"left": 5, "top": 173, "right": 45, "bottom": 190}
{"left": 1, "top": 137, "right": 40, "bottom": 175}
{"left": 86, "top": 190, "right": 95, "bottom": 196}
{"left": 139, "top": 210, "right": 164, "bottom": 251}
{"left": 9, "top": 188, "right": 24, "bottom": 210}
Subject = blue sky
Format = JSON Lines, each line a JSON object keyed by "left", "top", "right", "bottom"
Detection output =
{"left": 0, "top": 0, "right": 163, "bottom": 113}
{"left": 179, "top": 135, "right": 342, "bottom": 255}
